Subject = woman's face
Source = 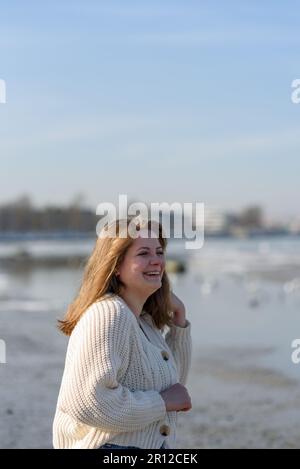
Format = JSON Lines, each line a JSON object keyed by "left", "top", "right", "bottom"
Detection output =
{"left": 117, "top": 235, "right": 166, "bottom": 298}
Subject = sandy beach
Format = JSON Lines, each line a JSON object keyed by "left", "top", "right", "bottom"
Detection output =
{"left": 1, "top": 306, "right": 300, "bottom": 449}
{"left": 179, "top": 348, "right": 300, "bottom": 449}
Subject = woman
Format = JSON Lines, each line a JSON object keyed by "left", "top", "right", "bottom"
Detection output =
{"left": 52, "top": 217, "right": 192, "bottom": 449}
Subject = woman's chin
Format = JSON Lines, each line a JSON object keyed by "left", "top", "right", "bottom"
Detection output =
{"left": 141, "top": 278, "right": 161, "bottom": 292}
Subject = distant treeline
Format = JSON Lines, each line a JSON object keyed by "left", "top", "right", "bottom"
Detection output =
{"left": 0, "top": 195, "right": 264, "bottom": 233}
{"left": 0, "top": 196, "right": 97, "bottom": 232}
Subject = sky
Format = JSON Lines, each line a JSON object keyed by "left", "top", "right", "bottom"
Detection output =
{"left": 0, "top": 0, "right": 300, "bottom": 221}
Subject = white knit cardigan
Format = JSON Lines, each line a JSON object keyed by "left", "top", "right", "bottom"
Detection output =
{"left": 52, "top": 293, "right": 192, "bottom": 449}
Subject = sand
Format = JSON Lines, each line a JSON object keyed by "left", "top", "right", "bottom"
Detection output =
{"left": 1, "top": 306, "right": 300, "bottom": 449}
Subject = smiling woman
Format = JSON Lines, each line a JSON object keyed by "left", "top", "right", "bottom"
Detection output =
{"left": 53, "top": 216, "right": 192, "bottom": 449}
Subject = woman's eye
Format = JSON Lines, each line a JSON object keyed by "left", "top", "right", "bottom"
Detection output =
{"left": 138, "top": 252, "right": 164, "bottom": 256}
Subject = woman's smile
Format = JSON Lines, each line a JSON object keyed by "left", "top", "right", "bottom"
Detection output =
{"left": 143, "top": 270, "right": 162, "bottom": 281}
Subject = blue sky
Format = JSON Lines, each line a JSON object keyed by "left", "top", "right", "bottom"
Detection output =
{"left": 0, "top": 0, "right": 300, "bottom": 220}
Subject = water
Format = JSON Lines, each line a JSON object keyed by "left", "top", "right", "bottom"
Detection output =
{"left": 0, "top": 235, "right": 300, "bottom": 380}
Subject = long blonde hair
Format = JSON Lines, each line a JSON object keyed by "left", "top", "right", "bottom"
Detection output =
{"left": 58, "top": 217, "right": 173, "bottom": 335}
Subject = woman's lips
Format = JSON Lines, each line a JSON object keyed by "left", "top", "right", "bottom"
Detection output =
{"left": 143, "top": 271, "right": 161, "bottom": 280}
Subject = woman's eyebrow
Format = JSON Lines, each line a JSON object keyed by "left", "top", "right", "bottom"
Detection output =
{"left": 137, "top": 246, "right": 163, "bottom": 251}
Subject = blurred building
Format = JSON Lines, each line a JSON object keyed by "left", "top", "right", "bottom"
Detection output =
{"left": 289, "top": 218, "right": 300, "bottom": 235}
{"left": 204, "top": 206, "right": 229, "bottom": 235}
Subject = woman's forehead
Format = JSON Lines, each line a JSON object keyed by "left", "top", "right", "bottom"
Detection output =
{"left": 132, "top": 235, "right": 161, "bottom": 248}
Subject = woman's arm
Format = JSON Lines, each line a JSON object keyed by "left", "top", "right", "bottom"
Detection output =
{"left": 58, "top": 299, "right": 166, "bottom": 432}
{"left": 164, "top": 292, "right": 192, "bottom": 386}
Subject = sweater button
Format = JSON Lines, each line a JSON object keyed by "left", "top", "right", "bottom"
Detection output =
{"left": 161, "top": 350, "right": 169, "bottom": 361}
{"left": 159, "top": 424, "right": 170, "bottom": 436}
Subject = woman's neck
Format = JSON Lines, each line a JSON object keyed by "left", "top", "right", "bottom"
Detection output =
{"left": 118, "top": 289, "right": 148, "bottom": 318}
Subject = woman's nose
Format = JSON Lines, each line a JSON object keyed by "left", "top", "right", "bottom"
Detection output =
{"left": 149, "top": 255, "right": 162, "bottom": 265}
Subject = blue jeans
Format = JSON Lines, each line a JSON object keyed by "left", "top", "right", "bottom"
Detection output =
{"left": 99, "top": 443, "right": 165, "bottom": 449}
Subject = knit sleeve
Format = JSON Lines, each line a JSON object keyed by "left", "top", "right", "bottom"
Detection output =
{"left": 59, "top": 299, "right": 167, "bottom": 432}
{"left": 164, "top": 320, "right": 192, "bottom": 386}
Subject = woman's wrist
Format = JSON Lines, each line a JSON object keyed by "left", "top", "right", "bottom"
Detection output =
{"left": 172, "top": 317, "right": 187, "bottom": 328}
{"left": 170, "top": 292, "right": 187, "bottom": 327}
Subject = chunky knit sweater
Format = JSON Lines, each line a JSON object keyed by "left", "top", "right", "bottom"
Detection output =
{"left": 52, "top": 293, "right": 192, "bottom": 449}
